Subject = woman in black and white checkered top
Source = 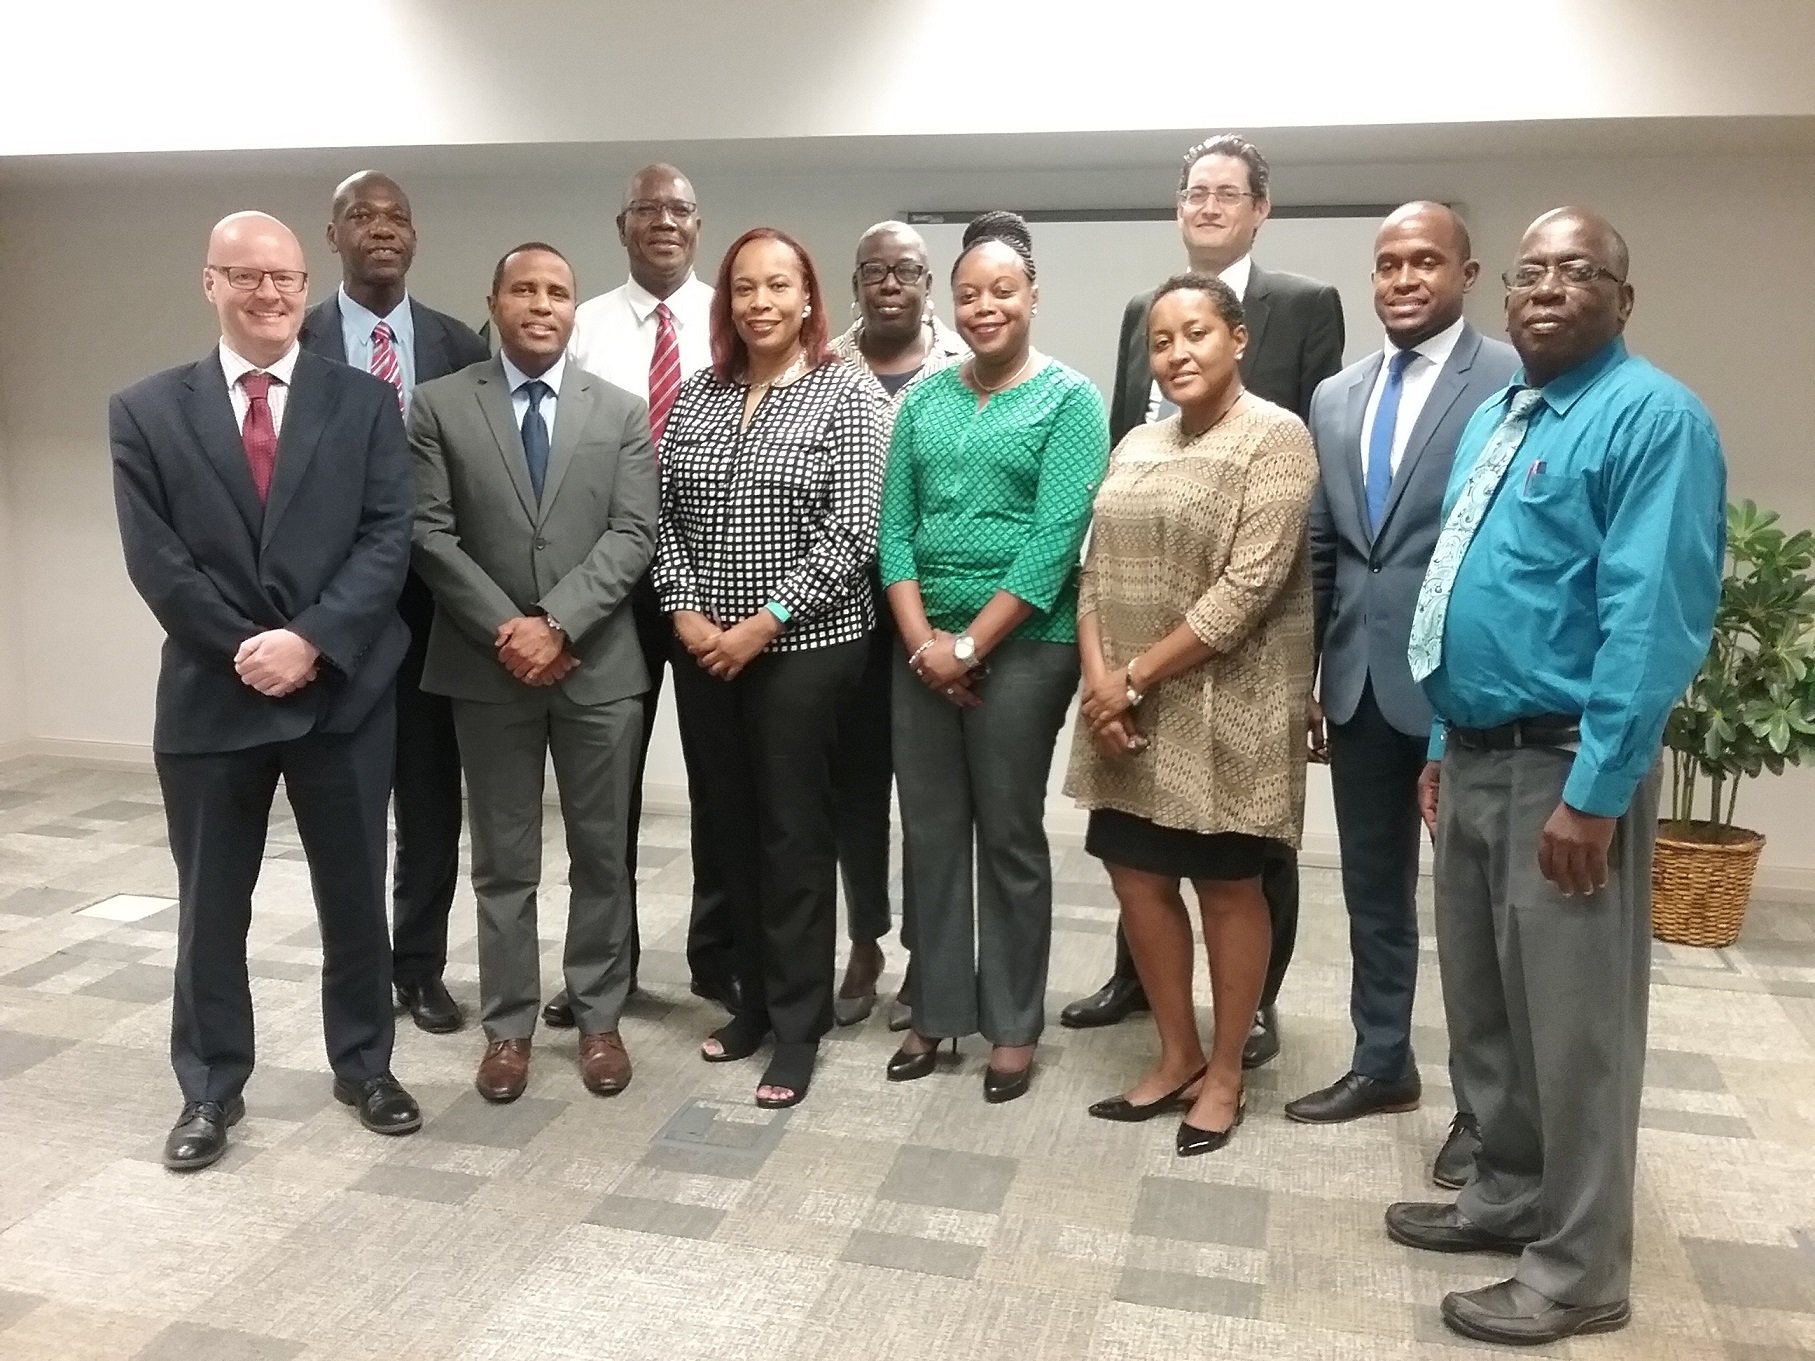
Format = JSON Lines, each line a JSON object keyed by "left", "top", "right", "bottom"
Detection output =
{"left": 653, "top": 226, "right": 889, "bottom": 1110}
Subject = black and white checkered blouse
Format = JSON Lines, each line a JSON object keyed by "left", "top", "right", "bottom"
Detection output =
{"left": 653, "top": 360, "right": 888, "bottom": 652}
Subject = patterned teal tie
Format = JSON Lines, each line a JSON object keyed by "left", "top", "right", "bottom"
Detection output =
{"left": 1406, "top": 387, "right": 1543, "bottom": 682}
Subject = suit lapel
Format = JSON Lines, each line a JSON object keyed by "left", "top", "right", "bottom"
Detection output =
{"left": 537, "top": 368, "right": 593, "bottom": 525}
{"left": 1341, "top": 357, "right": 1380, "bottom": 542}
{"left": 1126, "top": 295, "right": 1154, "bottom": 426}
{"left": 475, "top": 359, "right": 539, "bottom": 524}
{"left": 301, "top": 295, "right": 349, "bottom": 364}
{"left": 1377, "top": 327, "right": 1480, "bottom": 539}
{"left": 179, "top": 355, "right": 265, "bottom": 541}
{"left": 1241, "top": 266, "right": 1274, "bottom": 370}
{"left": 411, "top": 300, "right": 450, "bottom": 383}
{"left": 261, "top": 351, "right": 329, "bottom": 549}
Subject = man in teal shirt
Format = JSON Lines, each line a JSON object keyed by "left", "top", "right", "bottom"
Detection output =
{"left": 1383, "top": 208, "right": 1725, "bottom": 1347}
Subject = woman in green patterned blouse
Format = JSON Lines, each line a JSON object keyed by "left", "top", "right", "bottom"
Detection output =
{"left": 877, "top": 212, "right": 1110, "bottom": 1103}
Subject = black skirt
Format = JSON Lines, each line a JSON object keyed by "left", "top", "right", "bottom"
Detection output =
{"left": 1085, "top": 808, "right": 1278, "bottom": 882}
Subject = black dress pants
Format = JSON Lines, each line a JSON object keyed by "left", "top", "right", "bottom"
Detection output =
{"left": 832, "top": 620, "right": 896, "bottom": 945}
{"left": 671, "top": 639, "right": 865, "bottom": 1044}
{"left": 157, "top": 695, "right": 397, "bottom": 1104}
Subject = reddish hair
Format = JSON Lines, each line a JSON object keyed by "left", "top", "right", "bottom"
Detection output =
{"left": 709, "top": 227, "right": 835, "bottom": 383}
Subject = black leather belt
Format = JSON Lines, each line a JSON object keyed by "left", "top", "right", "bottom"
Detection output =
{"left": 1449, "top": 715, "right": 1581, "bottom": 751}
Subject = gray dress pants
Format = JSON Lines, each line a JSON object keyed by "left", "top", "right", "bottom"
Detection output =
{"left": 1436, "top": 741, "right": 1659, "bottom": 1306}
{"left": 892, "top": 638, "right": 1078, "bottom": 1046}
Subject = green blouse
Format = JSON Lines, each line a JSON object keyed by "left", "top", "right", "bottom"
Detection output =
{"left": 878, "top": 361, "right": 1109, "bottom": 643}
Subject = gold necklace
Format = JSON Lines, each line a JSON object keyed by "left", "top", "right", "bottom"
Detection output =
{"left": 970, "top": 350, "right": 1035, "bottom": 394}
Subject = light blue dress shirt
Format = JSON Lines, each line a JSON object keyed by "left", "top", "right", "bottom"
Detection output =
{"left": 338, "top": 286, "right": 417, "bottom": 407}
{"left": 501, "top": 351, "right": 565, "bottom": 442}
{"left": 1422, "top": 339, "right": 1726, "bottom": 817}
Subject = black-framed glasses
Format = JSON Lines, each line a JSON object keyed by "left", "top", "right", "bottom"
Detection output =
{"left": 624, "top": 198, "right": 698, "bottom": 223}
{"left": 1501, "top": 260, "right": 1625, "bottom": 291}
{"left": 207, "top": 265, "right": 308, "bottom": 294}
{"left": 1177, "top": 185, "right": 1259, "bottom": 209}
{"left": 856, "top": 261, "right": 928, "bottom": 286}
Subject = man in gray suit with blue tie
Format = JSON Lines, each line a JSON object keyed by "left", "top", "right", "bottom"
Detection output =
{"left": 1286, "top": 204, "right": 1516, "bottom": 1187}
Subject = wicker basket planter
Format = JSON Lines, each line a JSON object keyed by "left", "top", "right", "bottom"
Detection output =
{"left": 1651, "top": 820, "right": 1765, "bottom": 948}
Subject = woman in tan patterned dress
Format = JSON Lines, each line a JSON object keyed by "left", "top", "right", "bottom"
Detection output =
{"left": 1063, "top": 273, "right": 1317, "bottom": 1156}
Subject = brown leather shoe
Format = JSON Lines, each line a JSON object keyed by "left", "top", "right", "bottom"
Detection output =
{"left": 475, "top": 1038, "right": 531, "bottom": 1103}
{"left": 579, "top": 1030, "right": 632, "bottom": 1096}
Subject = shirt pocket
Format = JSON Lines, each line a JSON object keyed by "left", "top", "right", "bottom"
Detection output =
{"left": 1505, "top": 467, "right": 1596, "bottom": 569}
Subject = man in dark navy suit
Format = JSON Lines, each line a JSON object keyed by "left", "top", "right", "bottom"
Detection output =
{"left": 111, "top": 211, "right": 424, "bottom": 1170}
{"left": 299, "top": 172, "right": 489, "bottom": 1035}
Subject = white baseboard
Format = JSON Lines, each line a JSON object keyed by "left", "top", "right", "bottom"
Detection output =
{"left": 9, "top": 736, "right": 158, "bottom": 768}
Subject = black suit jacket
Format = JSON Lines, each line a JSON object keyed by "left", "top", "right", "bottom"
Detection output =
{"left": 110, "top": 348, "right": 414, "bottom": 754}
{"left": 1109, "top": 263, "right": 1345, "bottom": 442}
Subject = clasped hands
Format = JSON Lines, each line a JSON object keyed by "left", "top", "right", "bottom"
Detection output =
{"left": 496, "top": 615, "right": 575, "bottom": 686}
{"left": 674, "top": 609, "right": 780, "bottom": 681}
{"left": 234, "top": 629, "right": 320, "bottom": 697}
{"left": 1079, "top": 663, "right": 1145, "bottom": 758}
{"left": 909, "top": 630, "right": 981, "bottom": 709}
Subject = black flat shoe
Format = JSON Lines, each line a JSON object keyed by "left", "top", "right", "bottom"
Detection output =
{"left": 756, "top": 1041, "right": 817, "bottom": 1109}
{"left": 1176, "top": 1090, "right": 1246, "bottom": 1156}
{"left": 983, "top": 1061, "right": 1034, "bottom": 1104}
{"left": 1088, "top": 1065, "right": 1208, "bottom": 1123}
{"left": 1059, "top": 975, "right": 1150, "bottom": 1029}
{"left": 542, "top": 990, "right": 576, "bottom": 1029}
{"left": 163, "top": 1096, "right": 246, "bottom": 1171}
{"left": 333, "top": 1073, "right": 422, "bottom": 1136}
{"left": 396, "top": 976, "right": 464, "bottom": 1034}
{"left": 701, "top": 1014, "right": 768, "bottom": 1063}
{"left": 886, "top": 1034, "right": 957, "bottom": 1082}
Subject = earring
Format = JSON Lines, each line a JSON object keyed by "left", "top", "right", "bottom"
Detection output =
{"left": 802, "top": 304, "right": 813, "bottom": 318}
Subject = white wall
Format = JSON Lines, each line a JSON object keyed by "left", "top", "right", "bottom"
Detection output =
{"left": 2, "top": 145, "right": 1812, "bottom": 887}
{"left": 0, "top": 417, "right": 17, "bottom": 752}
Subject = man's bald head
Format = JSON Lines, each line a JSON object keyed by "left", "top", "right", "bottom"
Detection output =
{"left": 326, "top": 171, "right": 417, "bottom": 303}
{"left": 204, "top": 212, "right": 309, "bottom": 366}
{"left": 1524, "top": 206, "right": 1629, "bottom": 280}
{"left": 617, "top": 163, "right": 700, "bottom": 298}
{"left": 331, "top": 170, "right": 409, "bottom": 219}
{"left": 1504, "top": 205, "right": 1634, "bottom": 385}
{"left": 1377, "top": 200, "right": 1471, "bottom": 260}
{"left": 1371, "top": 200, "right": 1481, "bottom": 348}
{"left": 208, "top": 211, "right": 304, "bottom": 266}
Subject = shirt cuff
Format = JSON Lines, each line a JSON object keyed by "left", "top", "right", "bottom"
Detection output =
{"left": 1427, "top": 721, "right": 1448, "bottom": 763}
{"left": 1562, "top": 759, "right": 1637, "bottom": 819}
{"left": 764, "top": 601, "right": 791, "bottom": 625}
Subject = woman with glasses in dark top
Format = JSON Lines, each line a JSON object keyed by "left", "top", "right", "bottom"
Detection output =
{"left": 827, "top": 222, "right": 968, "bottom": 1032}
{"left": 654, "top": 227, "right": 888, "bottom": 1108}
{"left": 878, "top": 211, "right": 1109, "bottom": 1103}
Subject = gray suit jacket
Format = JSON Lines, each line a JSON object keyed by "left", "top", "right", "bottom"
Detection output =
{"left": 409, "top": 356, "right": 658, "bottom": 706}
{"left": 1308, "top": 323, "right": 1519, "bottom": 736}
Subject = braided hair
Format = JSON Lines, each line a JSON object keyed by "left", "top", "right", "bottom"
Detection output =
{"left": 951, "top": 210, "right": 1036, "bottom": 282}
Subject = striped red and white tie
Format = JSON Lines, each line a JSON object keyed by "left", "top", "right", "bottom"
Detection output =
{"left": 648, "top": 302, "right": 682, "bottom": 451}
{"left": 371, "top": 321, "right": 405, "bottom": 409}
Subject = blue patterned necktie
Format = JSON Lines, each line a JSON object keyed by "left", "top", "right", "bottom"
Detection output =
{"left": 521, "top": 380, "right": 551, "bottom": 502}
{"left": 1406, "top": 387, "right": 1544, "bottom": 682}
{"left": 1365, "top": 348, "right": 1417, "bottom": 533}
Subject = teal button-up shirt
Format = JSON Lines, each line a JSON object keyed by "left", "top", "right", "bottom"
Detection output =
{"left": 1423, "top": 338, "right": 1726, "bottom": 817}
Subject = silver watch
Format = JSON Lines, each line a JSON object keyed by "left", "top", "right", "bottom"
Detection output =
{"left": 952, "top": 633, "right": 977, "bottom": 666}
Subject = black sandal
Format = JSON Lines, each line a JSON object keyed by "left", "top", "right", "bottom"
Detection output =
{"left": 701, "top": 1013, "right": 768, "bottom": 1063}
{"left": 755, "top": 1041, "right": 818, "bottom": 1108}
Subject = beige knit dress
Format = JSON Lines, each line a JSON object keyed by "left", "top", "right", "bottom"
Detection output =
{"left": 1062, "top": 394, "right": 1318, "bottom": 846}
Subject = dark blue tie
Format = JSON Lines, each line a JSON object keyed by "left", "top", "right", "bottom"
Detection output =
{"left": 1365, "top": 348, "right": 1417, "bottom": 534}
{"left": 520, "top": 380, "right": 551, "bottom": 502}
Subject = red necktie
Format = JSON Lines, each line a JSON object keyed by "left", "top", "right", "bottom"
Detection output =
{"left": 648, "top": 302, "right": 682, "bottom": 450}
{"left": 240, "top": 371, "right": 279, "bottom": 503}
{"left": 371, "top": 321, "right": 405, "bottom": 409}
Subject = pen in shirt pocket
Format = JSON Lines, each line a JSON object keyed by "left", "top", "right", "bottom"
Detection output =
{"left": 1523, "top": 458, "right": 1546, "bottom": 494}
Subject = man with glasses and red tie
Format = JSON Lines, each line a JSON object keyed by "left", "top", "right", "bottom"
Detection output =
{"left": 111, "top": 211, "right": 424, "bottom": 1171}
{"left": 554, "top": 163, "right": 736, "bottom": 1022}
{"left": 299, "top": 171, "right": 489, "bottom": 1037}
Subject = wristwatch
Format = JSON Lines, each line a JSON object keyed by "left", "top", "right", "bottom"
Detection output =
{"left": 952, "top": 633, "right": 978, "bottom": 667}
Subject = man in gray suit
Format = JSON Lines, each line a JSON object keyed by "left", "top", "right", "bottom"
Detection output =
{"left": 1287, "top": 204, "right": 1516, "bottom": 1188}
{"left": 410, "top": 242, "right": 657, "bottom": 1103}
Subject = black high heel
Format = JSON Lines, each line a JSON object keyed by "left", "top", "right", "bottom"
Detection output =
{"left": 756, "top": 1041, "right": 818, "bottom": 1109}
{"left": 983, "top": 1053, "right": 1036, "bottom": 1104}
{"left": 701, "top": 1013, "right": 768, "bottom": 1064}
{"left": 1088, "top": 1065, "right": 1209, "bottom": 1123}
{"left": 1176, "top": 1088, "right": 1247, "bottom": 1156}
{"left": 887, "top": 1034, "right": 956, "bottom": 1082}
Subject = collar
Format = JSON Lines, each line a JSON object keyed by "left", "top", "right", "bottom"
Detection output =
{"left": 622, "top": 272, "right": 699, "bottom": 324}
{"left": 219, "top": 339, "right": 301, "bottom": 388}
{"left": 1220, "top": 254, "right": 1253, "bottom": 298}
{"left": 501, "top": 350, "right": 567, "bottom": 395}
{"left": 832, "top": 314, "right": 968, "bottom": 365}
{"left": 1519, "top": 337, "right": 1628, "bottom": 416}
{"left": 337, "top": 285, "right": 411, "bottom": 334}
{"left": 1382, "top": 313, "right": 1466, "bottom": 371}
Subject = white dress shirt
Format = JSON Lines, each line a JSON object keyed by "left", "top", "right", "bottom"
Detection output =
{"left": 1357, "top": 313, "right": 1466, "bottom": 479}
{"left": 569, "top": 273, "right": 713, "bottom": 401}
{"left": 219, "top": 339, "right": 301, "bottom": 435}
{"left": 501, "top": 350, "right": 566, "bottom": 442}
{"left": 1145, "top": 254, "right": 1254, "bottom": 422}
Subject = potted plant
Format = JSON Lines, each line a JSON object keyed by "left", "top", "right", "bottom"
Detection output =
{"left": 1655, "top": 499, "right": 1815, "bottom": 947}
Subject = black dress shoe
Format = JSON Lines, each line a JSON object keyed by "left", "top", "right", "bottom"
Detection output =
{"left": 542, "top": 990, "right": 576, "bottom": 1029}
{"left": 333, "top": 1073, "right": 423, "bottom": 1136}
{"left": 1432, "top": 1112, "right": 1480, "bottom": 1189}
{"left": 1442, "top": 1278, "right": 1630, "bottom": 1346}
{"left": 1176, "top": 1091, "right": 1245, "bottom": 1156}
{"left": 1088, "top": 1065, "right": 1207, "bottom": 1122}
{"left": 395, "top": 976, "right": 464, "bottom": 1034}
{"left": 163, "top": 1096, "right": 245, "bottom": 1171}
{"left": 1384, "top": 1201, "right": 1530, "bottom": 1255}
{"left": 1059, "top": 975, "right": 1150, "bottom": 1029}
{"left": 1240, "top": 1004, "right": 1280, "bottom": 1068}
{"left": 1284, "top": 1071, "right": 1421, "bottom": 1124}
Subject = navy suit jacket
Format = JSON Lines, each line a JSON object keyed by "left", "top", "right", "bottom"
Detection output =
{"left": 1109, "top": 263, "right": 1345, "bottom": 442}
{"left": 109, "top": 348, "right": 414, "bottom": 754}
{"left": 1307, "top": 323, "right": 1520, "bottom": 737}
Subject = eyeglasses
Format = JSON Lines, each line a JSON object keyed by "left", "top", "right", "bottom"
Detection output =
{"left": 624, "top": 198, "right": 698, "bottom": 223}
{"left": 856, "top": 261, "right": 928, "bottom": 286}
{"left": 1177, "top": 185, "right": 1259, "bottom": 209}
{"left": 1501, "top": 260, "right": 1625, "bottom": 291}
{"left": 207, "top": 265, "right": 308, "bottom": 294}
